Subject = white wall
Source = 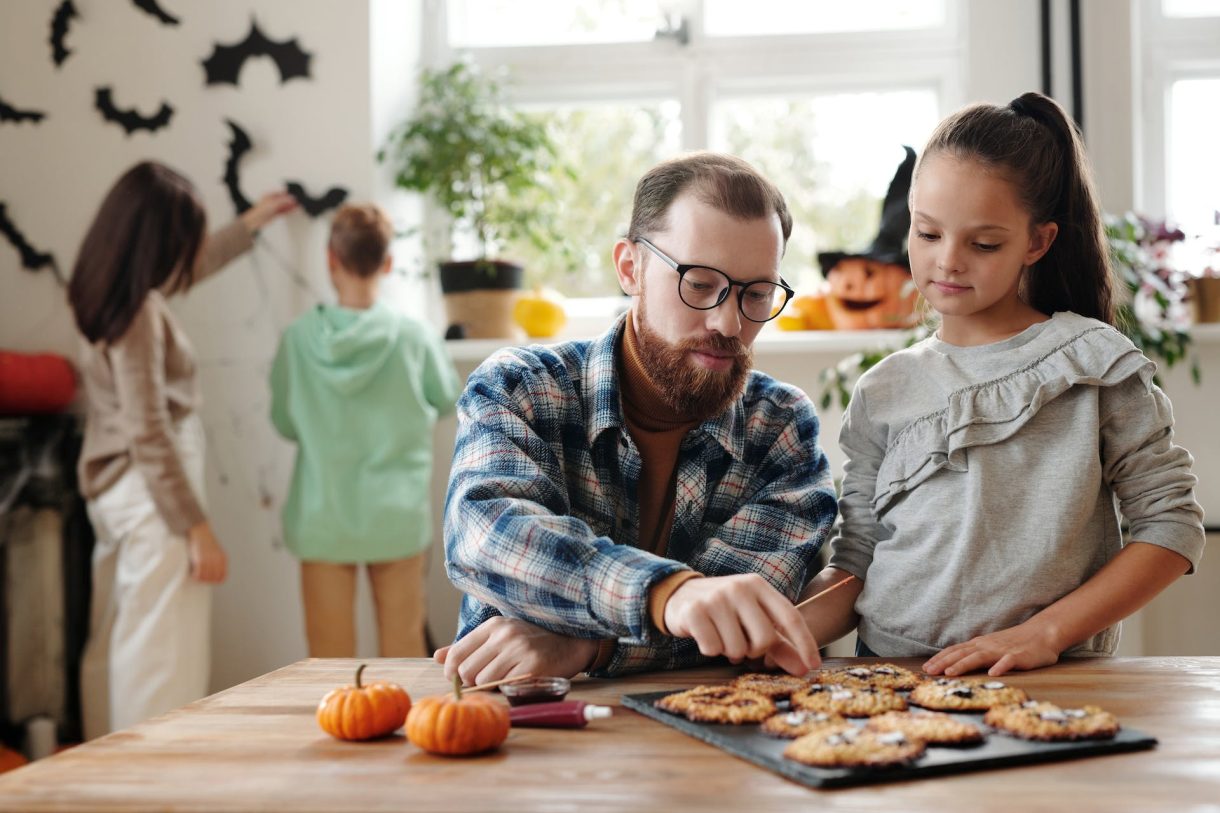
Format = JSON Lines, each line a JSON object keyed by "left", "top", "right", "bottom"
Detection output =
{"left": 0, "top": 0, "right": 427, "bottom": 692}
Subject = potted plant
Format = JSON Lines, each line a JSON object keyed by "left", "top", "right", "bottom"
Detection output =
{"left": 378, "top": 60, "right": 566, "bottom": 339}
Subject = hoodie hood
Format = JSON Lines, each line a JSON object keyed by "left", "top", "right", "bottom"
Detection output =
{"left": 299, "top": 302, "right": 400, "bottom": 394}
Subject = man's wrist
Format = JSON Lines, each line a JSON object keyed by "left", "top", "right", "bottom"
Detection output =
{"left": 586, "top": 638, "right": 617, "bottom": 673}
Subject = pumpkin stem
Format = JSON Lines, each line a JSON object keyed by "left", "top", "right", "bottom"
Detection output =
{"left": 452, "top": 674, "right": 463, "bottom": 701}
{"left": 355, "top": 663, "right": 367, "bottom": 689}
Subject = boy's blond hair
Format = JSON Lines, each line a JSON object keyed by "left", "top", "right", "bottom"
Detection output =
{"left": 329, "top": 203, "right": 392, "bottom": 278}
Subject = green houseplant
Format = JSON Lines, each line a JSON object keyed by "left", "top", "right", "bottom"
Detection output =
{"left": 378, "top": 60, "right": 566, "bottom": 338}
{"left": 818, "top": 212, "right": 1202, "bottom": 410}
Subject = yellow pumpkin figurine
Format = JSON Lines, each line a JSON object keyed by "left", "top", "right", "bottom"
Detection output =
{"left": 317, "top": 664, "right": 412, "bottom": 741}
{"left": 513, "top": 287, "right": 567, "bottom": 338}
{"left": 406, "top": 676, "right": 511, "bottom": 756}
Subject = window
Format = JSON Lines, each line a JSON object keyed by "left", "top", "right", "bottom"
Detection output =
{"left": 1138, "top": 0, "right": 1220, "bottom": 235}
{"left": 424, "top": 0, "right": 962, "bottom": 298}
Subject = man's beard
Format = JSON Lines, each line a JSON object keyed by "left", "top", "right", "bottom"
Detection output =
{"left": 635, "top": 297, "right": 753, "bottom": 422}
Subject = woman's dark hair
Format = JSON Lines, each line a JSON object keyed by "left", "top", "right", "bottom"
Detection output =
{"left": 916, "top": 91, "right": 1114, "bottom": 325}
{"left": 68, "top": 162, "right": 207, "bottom": 344}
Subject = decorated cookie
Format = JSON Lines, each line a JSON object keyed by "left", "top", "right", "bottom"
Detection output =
{"left": 908, "top": 678, "right": 1030, "bottom": 711}
{"left": 815, "top": 663, "right": 923, "bottom": 691}
{"left": 783, "top": 724, "right": 926, "bottom": 768}
{"left": 731, "top": 672, "right": 810, "bottom": 700}
{"left": 984, "top": 701, "right": 1120, "bottom": 741}
{"left": 654, "top": 685, "right": 777, "bottom": 724}
{"left": 790, "top": 683, "right": 907, "bottom": 717}
{"left": 865, "top": 710, "right": 985, "bottom": 745}
{"left": 760, "top": 709, "right": 845, "bottom": 739}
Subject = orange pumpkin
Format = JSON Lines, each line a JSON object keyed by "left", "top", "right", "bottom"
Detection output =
{"left": 406, "top": 676, "right": 511, "bottom": 756}
{"left": 317, "top": 664, "right": 411, "bottom": 741}
{"left": 825, "top": 258, "right": 920, "bottom": 330}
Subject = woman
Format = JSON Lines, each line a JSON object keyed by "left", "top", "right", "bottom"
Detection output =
{"left": 68, "top": 161, "right": 295, "bottom": 737}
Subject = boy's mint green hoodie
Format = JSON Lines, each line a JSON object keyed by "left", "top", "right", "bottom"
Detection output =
{"left": 269, "top": 302, "right": 460, "bottom": 563}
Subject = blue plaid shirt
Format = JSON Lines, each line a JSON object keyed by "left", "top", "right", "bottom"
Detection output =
{"left": 444, "top": 316, "right": 837, "bottom": 676}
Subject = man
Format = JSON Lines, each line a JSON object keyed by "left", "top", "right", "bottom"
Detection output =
{"left": 437, "top": 153, "right": 837, "bottom": 684}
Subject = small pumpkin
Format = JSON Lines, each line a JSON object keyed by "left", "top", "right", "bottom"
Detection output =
{"left": 317, "top": 663, "right": 411, "bottom": 741}
{"left": 406, "top": 676, "right": 511, "bottom": 756}
{"left": 513, "top": 287, "right": 567, "bottom": 338}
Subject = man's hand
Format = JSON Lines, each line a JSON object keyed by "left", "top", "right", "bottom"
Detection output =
{"left": 434, "top": 616, "right": 600, "bottom": 686}
{"left": 922, "top": 620, "right": 1061, "bottom": 677}
{"left": 662, "top": 574, "right": 820, "bottom": 675}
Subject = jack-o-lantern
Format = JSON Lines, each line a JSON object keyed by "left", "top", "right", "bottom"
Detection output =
{"left": 819, "top": 146, "right": 921, "bottom": 330}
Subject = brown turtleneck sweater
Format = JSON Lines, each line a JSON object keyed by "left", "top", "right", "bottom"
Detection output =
{"left": 588, "top": 312, "right": 704, "bottom": 671}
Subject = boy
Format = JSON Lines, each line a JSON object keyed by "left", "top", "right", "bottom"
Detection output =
{"left": 270, "top": 203, "right": 460, "bottom": 657}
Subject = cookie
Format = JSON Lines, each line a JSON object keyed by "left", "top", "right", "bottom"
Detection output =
{"left": 984, "top": 701, "right": 1119, "bottom": 741}
{"left": 731, "top": 672, "right": 810, "bottom": 700}
{"left": 783, "top": 723, "right": 926, "bottom": 768}
{"left": 760, "top": 709, "right": 845, "bottom": 739}
{"left": 908, "top": 677, "right": 1029, "bottom": 711}
{"left": 816, "top": 663, "right": 923, "bottom": 691}
{"left": 790, "top": 682, "right": 907, "bottom": 717}
{"left": 654, "top": 685, "right": 777, "bottom": 724}
{"left": 865, "top": 710, "right": 985, "bottom": 745}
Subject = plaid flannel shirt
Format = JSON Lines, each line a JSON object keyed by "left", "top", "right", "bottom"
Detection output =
{"left": 444, "top": 315, "right": 837, "bottom": 676}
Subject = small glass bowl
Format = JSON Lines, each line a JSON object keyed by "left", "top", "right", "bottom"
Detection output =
{"left": 500, "top": 676, "right": 571, "bottom": 706}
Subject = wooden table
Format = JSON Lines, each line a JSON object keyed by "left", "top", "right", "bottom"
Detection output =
{"left": 1, "top": 657, "right": 1217, "bottom": 811}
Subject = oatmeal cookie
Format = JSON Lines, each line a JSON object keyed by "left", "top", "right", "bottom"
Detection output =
{"left": 790, "top": 683, "right": 907, "bottom": 717}
{"left": 760, "top": 709, "right": 845, "bottom": 739}
{"left": 984, "top": 701, "right": 1119, "bottom": 741}
{"left": 654, "top": 685, "right": 777, "bottom": 724}
{"left": 908, "top": 677, "right": 1029, "bottom": 711}
{"left": 865, "top": 710, "right": 985, "bottom": 745}
{"left": 783, "top": 724, "right": 926, "bottom": 768}
{"left": 816, "top": 663, "right": 923, "bottom": 691}
{"left": 731, "top": 672, "right": 810, "bottom": 700}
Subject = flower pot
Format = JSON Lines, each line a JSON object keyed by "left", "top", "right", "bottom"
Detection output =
{"left": 1187, "top": 277, "right": 1220, "bottom": 324}
{"left": 438, "top": 260, "right": 525, "bottom": 339}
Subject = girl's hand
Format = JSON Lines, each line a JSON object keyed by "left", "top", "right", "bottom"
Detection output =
{"left": 240, "top": 191, "right": 298, "bottom": 232}
{"left": 186, "top": 521, "right": 228, "bottom": 584}
{"left": 922, "top": 621, "right": 1061, "bottom": 677}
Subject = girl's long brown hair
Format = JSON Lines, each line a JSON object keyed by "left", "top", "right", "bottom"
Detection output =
{"left": 68, "top": 162, "right": 207, "bottom": 344}
{"left": 916, "top": 91, "right": 1115, "bottom": 325}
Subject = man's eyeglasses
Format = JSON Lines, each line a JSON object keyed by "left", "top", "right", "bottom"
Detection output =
{"left": 634, "top": 237, "right": 794, "bottom": 323}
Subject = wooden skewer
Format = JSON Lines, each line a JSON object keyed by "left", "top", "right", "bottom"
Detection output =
{"left": 793, "top": 574, "right": 857, "bottom": 611}
{"left": 465, "top": 673, "right": 536, "bottom": 693}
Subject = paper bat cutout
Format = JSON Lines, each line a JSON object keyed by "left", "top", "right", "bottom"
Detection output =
{"left": 0, "top": 96, "right": 47, "bottom": 125}
{"left": 95, "top": 87, "right": 174, "bottom": 135}
{"left": 50, "top": 0, "right": 79, "bottom": 67}
{"left": 223, "top": 119, "right": 253, "bottom": 214}
{"left": 285, "top": 182, "right": 348, "bottom": 217}
{"left": 201, "top": 20, "right": 312, "bottom": 86}
{"left": 0, "top": 202, "right": 63, "bottom": 285}
{"left": 132, "top": 0, "right": 179, "bottom": 26}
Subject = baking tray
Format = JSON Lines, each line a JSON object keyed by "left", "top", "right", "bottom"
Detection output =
{"left": 621, "top": 689, "right": 1157, "bottom": 789}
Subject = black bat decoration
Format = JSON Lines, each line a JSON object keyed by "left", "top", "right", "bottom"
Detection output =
{"left": 201, "top": 20, "right": 312, "bottom": 86}
{"left": 132, "top": 0, "right": 179, "bottom": 26}
{"left": 0, "top": 202, "right": 63, "bottom": 285}
{"left": 95, "top": 87, "right": 174, "bottom": 135}
{"left": 285, "top": 182, "right": 348, "bottom": 217}
{"left": 50, "top": 0, "right": 79, "bottom": 67}
{"left": 0, "top": 96, "right": 47, "bottom": 125}
{"left": 223, "top": 119, "right": 253, "bottom": 214}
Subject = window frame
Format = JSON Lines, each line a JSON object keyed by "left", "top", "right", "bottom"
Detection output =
{"left": 1135, "top": 0, "right": 1220, "bottom": 222}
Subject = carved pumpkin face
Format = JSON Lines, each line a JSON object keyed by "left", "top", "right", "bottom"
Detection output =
{"left": 825, "top": 258, "right": 920, "bottom": 329}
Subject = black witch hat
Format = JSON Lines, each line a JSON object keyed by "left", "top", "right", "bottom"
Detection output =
{"left": 818, "top": 145, "right": 917, "bottom": 274}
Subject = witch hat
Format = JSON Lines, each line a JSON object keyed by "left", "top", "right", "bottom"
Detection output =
{"left": 818, "top": 145, "right": 917, "bottom": 274}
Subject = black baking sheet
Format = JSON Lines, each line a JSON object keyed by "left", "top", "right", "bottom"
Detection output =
{"left": 621, "top": 689, "right": 1157, "bottom": 789}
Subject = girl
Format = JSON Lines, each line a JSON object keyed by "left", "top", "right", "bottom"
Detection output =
{"left": 800, "top": 93, "right": 1205, "bottom": 677}
{"left": 69, "top": 161, "right": 294, "bottom": 737}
